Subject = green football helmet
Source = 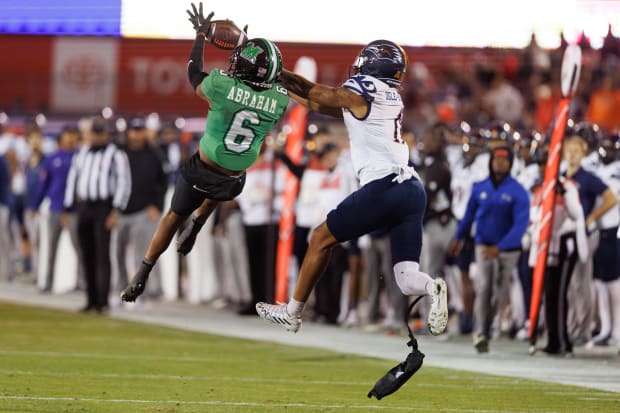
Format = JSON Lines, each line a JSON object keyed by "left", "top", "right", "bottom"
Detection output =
{"left": 228, "top": 38, "right": 282, "bottom": 87}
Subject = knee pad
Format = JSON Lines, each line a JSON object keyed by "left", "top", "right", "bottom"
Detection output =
{"left": 393, "top": 261, "right": 431, "bottom": 296}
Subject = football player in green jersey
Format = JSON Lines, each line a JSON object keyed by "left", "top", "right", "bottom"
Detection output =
{"left": 121, "top": 3, "right": 289, "bottom": 302}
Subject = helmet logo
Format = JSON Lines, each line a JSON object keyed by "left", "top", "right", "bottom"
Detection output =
{"left": 375, "top": 46, "right": 393, "bottom": 59}
{"left": 240, "top": 43, "right": 263, "bottom": 63}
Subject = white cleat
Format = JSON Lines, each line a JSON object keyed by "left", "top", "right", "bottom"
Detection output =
{"left": 427, "top": 278, "right": 448, "bottom": 335}
{"left": 255, "top": 302, "right": 302, "bottom": 333}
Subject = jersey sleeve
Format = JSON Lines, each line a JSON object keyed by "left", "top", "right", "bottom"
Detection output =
{"left": 201, "top": 68, "right": 228, "bottom": 102}
{"left": 586, "top": 171, "right": 609, "bottom": 197}
{"left": 342, "top": 75, "right": 376, "bottom": 102}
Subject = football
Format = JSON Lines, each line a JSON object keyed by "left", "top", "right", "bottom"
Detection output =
{"left": 206, "top": 20, "right": 247, "bottom": 50}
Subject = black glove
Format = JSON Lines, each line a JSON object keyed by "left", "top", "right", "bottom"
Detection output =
{"left": 367, "top": 338, "right": 425, "bottom": 400}
{"left": 368, "top": 296, "right": 426, "bottom": 400}
{"left": 186, "top": 2, "right": 214, "bottom": 34}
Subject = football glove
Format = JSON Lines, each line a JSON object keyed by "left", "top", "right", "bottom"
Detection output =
{"left": 186, "top": 2, "right": 214, "bottom": 34}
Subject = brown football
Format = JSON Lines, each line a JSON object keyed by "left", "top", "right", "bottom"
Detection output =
{"left": 206, "top": 20, "right": 247, "bottom": 50}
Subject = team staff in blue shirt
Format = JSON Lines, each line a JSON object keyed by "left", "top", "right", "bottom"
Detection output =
{"left": 33, "top": 124, "right": 83, "bottom": 292}
{"left": 449, "top": 146, "right": 530, "bottom": 353}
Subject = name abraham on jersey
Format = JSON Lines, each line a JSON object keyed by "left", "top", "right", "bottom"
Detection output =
{"left": 226, "top": 86, "right": 278, "bottom": 114}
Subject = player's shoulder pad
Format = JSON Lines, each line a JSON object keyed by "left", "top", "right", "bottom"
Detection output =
{"left": 343, "top": 75, "right": 377, "bottom": 101}
{"left": 275, "top": 84, "right": 288, "bottom": 96}
{"left": 215, "top": 69, "right": 233, "bottom": 78}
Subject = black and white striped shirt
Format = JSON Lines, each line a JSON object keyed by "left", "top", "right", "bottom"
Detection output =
{"left": 64, "top": 144, "right": 131, "bottom": 210}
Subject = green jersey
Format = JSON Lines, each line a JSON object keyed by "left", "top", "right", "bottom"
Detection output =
{"left": 200, "top": 69, "right": 289, "bottom": 171}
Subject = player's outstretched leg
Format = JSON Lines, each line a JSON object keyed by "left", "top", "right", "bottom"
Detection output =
{"left": 176, "top": 216, "right": 205, "bottom": 255}
{"left": 255, "top": 302, "right": 302, "bottom": 333}
{"left": 427, "top": 278, "right": 448, "bottom": 335}
{"left": 176, "top": 198, "right": 218, "bottom": 255}
{"left": 121, "top": 260, "right": 153, "bottom": 302}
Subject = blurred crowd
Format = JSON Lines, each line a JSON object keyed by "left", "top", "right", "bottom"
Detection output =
{"left": 1, "top": 31, "right": 620, "bottom": 355}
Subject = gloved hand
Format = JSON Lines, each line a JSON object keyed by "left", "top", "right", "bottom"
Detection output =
{"left": 186, "top": 2, "right": 214, "bottom": 34}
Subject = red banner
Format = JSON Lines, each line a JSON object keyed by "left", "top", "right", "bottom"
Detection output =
{"left": 0, "top": 35, "right": 509, "bottom": 116}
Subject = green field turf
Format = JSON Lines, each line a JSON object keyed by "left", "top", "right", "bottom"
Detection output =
{"left": 0, "top": 301, "right": 618, "bottom": 413}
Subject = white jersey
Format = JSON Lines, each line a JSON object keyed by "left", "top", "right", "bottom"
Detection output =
{"left": 516, "top": 162, "right": 540, "bottom": 192}
{"left": 342, "top": 75, "right": 409, "bottom": 186}
{"left": 313, "top": 162, "right": 359, "bottom": 227}
{"left": 594, "top": 160, "right": 620, "bottom": 229}
{"left": 450, "top": 152, "right": 489, "bottom": 221}
{"left": 295, "top": 157, "right": 326, "bottom": 228}
{"left": 236, "top": 157, "right": 286, "bottom": 226}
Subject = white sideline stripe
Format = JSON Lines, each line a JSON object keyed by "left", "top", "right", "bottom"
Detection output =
{"left": 0, "top": 395, "right": 533, "bottom": 412}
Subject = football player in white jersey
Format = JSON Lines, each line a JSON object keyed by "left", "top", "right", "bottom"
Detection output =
{"left": 590, "top": 132, "right": 620, "bottom": 346}
{"left": 256, "top": 40, "right": 448, "bottom": 337}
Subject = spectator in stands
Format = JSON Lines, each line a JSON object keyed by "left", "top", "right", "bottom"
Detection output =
{"left": 586, "top": 73, "right": 620, "bottom": 133}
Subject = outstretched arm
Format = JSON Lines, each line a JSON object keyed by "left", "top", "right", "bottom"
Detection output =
{"left": 280, "top": 69, "right": 368, "bottom": 118}
{"left": 288, "top": 91, "right": 344, "bottom": 119}
{"left": 186, "top": 2, "right": 214, "bottom": 101}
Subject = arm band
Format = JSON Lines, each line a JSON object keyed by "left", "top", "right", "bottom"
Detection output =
{"left": 188, "top": 34, "right": 208, "bottom": 90}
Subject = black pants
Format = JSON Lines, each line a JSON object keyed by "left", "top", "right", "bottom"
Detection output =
{"left": 293, "top": 225, "right": 310, "bottom": 268}
{"left": 77, "top": 202, "right": 112, "bottom": 310}
{"left": 244, "top": 224, "right": 278, "bottom": 304}
{"left": 543, "top": 233, "right": 577, "bottom": 353}
{"left": 314, "top": 244, "right": 347, "bottom": 324}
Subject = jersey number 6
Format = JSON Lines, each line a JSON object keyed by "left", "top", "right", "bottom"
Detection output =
{"left": 224, "top": 110, "right": 260, "bottom": 153}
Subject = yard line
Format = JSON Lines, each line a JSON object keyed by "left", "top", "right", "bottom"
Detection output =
{"left": 0, "top": 350, "right": 215, "bottom": 362}
{"left": 0, "top": 395, "right": 535, "bottom": 413}
{"left": 1, "top": 369, "right": 543, "bottom": 390}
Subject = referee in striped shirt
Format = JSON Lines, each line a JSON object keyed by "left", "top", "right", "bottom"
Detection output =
{"left": 63, "top": 117, "right": 131, "bottom": 313}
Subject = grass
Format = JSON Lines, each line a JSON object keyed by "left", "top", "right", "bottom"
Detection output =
{"left": 0, "top": 301, "right": 618, "bottom": 413}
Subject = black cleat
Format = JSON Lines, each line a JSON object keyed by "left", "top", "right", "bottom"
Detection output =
{"left": 120, "top": 264, "right": 151, "bottom": 302}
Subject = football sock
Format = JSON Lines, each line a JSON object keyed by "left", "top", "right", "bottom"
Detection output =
{"left": 287, "top": 299, "right": 305, "bottom": 317}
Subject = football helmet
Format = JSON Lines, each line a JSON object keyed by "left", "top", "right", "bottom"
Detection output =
{"left": 351, "top": 40, "right": 408, "bottom": 87}
{"left": 567, "top": 121, "right": 603, "bottom": 149}
{"left": 598, "top": 131, "right": 620, "bottom": 164}
{"left": 517, "top": 129, "right": 545, "bottom": 162}
{"left": 228, "top": 38, "right": 282, "bottom": 87}
{"left": 478, "top": 120, "right": 515, "bottom": 144}
{"left": 459, "top": 122, "right": 484, "bottom": 163}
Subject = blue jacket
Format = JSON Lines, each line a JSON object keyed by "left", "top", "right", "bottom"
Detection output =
{"left": 34, "top": 149, "right": 75, "bottom": 213}
{"left": 455, "top": 175, "right": 530, "bottom": 251}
